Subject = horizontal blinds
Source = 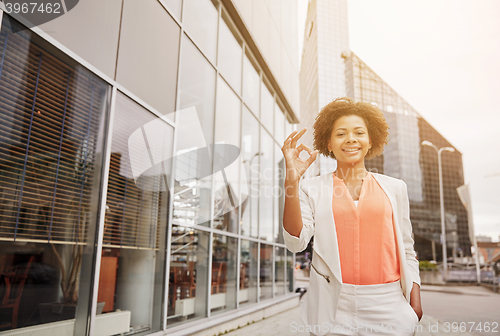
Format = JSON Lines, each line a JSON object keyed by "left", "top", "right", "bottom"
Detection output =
{"left": 0, "top": 16, "right": 108, "bottom": 244}
{"left": 103, "top": 92, "right": 171, "bottom": 249}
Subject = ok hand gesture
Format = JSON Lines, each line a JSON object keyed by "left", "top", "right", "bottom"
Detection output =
{"left": 281, "top": 127, "right": 318, "bottom": 183}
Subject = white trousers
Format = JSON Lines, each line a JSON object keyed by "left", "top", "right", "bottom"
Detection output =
{"left": 310, "top": 279, "right": 419, "bottom": 336}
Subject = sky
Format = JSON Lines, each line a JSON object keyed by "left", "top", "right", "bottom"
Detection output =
{"left": 297, "top": 0, "right": 500, "bottom": 242}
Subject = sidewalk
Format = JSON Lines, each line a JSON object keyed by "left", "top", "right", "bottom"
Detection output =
{"left": 220, "top": 299, "right": 477, "bottom": 336}
{"left": 221, "top": 272, "right": 480, "bottom": 336}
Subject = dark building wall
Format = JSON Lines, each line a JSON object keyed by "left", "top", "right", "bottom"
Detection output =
{"left": 417, "top": 118, "right": 471, "bottom": 259}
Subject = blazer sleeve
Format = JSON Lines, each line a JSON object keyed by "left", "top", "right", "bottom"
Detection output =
{"left": 282, "top": 180, "right": 315, "bottom": 253}
{"left": 401, "top": 180, "right": 421, "bottom": 287}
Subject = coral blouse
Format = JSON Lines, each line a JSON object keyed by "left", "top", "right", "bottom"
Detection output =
{"left": 332, "top": 172, "right": 401, "bottom": 285}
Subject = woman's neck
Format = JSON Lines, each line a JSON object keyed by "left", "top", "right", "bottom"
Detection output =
{"left": 334, "top": 162, "right": 368, "bottom": 182}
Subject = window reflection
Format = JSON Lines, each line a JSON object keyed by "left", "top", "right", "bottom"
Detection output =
{"left": 239, "top": 239, "right": 258, "bottom": 305}
{"left": 176, "top": 35, "right": 216, "bottom": 228}
{"left": 218, "top": 14, "right": 242, "bottom": 94}
{"left": 260, "top": 82, "right": 274, "bottom": 134}
{"left": 178, "top": 35, "right": 216, "bottom": 146}
{"left": 213, "top": 77, "right": 241, "bottom": 233}
{"left": 274, "top": 247, "right": 285, "bottom": 296}
{"left": 240, "top": 107, "right": 259, "bottom": 238}
{"left": 183, "top": 0, "right": 218, "bottom": 63}
{"left": 286, "top": 250, "right": 294, "bottom": 292}
{"left": 0, "top": 16, "right": 108, "bottom": 333}
{"left": 259, "top": 128, "right": 273, "bottom": 242}
{"left": 285, "top": 114, "right": 295, "bottom": 138}
{"left": 274, "top": 142, "right": 285, "bottom": 243}
{"left": 259, "top": 244, "right": 272, "bottom": 300}
{"left": 168, "top": 225, "right": 209, "bottom": 326}
{"left": 101, "top": 91, "right": 172, "bottom": 334}
{"left": 210, "top": 234, "right": 237, "bottom": 314}
{"left": 242, "top": 55, "right": 260, "bottom": 116}
{"left": 275, "top": 103, "right": 285, "bottom": 144}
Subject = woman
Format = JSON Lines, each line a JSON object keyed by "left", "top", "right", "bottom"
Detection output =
{"left": 282, "top": 97, "right": 422, "bottom": 336}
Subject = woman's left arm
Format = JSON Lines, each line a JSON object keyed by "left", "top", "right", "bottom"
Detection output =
{"left": 401, "top": 180, "right": 423, "bottom": 321}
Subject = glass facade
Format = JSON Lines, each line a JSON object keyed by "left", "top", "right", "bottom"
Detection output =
{"left": 0, "top": 16, "right": 109, "bottom": 334}
{"left": 0, "top": 0, "right": 298, "bottom": 334}
{"left": 347, "top": 52, "right": 471, "bottom": 261}
{"left": 100, "top": 91, "right": 171, "bottom": 334}
{"left": 240, "top": 106, "right": 259, "bottom": 239}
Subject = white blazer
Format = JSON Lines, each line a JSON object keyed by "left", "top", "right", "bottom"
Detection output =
{"left": 283, "top": 172, "right": 421, "bottom": 331}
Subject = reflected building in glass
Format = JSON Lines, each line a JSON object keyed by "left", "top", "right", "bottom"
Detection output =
{"left": 300, "top": 0, "right": 471, "bottom": 262}
{"left": 0, "top": 0, "right": 299, "bottom": 335}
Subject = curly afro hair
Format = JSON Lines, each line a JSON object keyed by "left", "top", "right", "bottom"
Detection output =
{"left": 313, "top": 97, "right": 390, "bottom": 160}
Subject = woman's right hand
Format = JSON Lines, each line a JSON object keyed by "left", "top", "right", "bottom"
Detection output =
{"left": 281, "top": 127, "right": 318, "bottom": 183}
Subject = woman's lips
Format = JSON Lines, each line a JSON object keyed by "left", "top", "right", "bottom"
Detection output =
{"left": 342, "top": 148, "right": 361, "bottom": 154}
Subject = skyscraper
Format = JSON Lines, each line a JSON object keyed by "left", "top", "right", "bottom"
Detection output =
{"left": 299, "top": 0, "right": 471, "bottom": 260}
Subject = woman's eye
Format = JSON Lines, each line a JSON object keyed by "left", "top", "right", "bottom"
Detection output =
{"left": 357, "top": 132, "right": 364, "bottom": 135}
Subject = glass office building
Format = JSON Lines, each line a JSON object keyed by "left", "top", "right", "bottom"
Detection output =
{"left": 0, "top": 0, "right": 300, "bottom": 335}
{"left": 299, "top": 0, "right": 471, "bottom": 261}
{"left": 347, "top": 53, "right": 471, "bottom": 261}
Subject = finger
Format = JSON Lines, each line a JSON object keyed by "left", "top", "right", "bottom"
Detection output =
{"left": 285, "top": 130, "right": 298, "bottom": 141}
{"left": 282, "top": 136, "right": 294, "bottom": 151}
{"left": 305, "top": 150, "right": 319, "bottom": 166}
{"left": 283, "top": 130, "right": 299, "bottom": 150}
{"left": 297, "top": 143, "right": 312, "bottom": 155}
{"left": 291, "top": 127, "right": 307, "bottom": 148}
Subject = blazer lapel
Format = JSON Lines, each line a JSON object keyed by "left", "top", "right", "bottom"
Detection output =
{"left": 312, "top": 173, "right": 343, "bottom": 284}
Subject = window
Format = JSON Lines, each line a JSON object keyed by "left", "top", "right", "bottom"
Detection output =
{"left": 242, "top": 54, "right": 260, "bottom": 115}
{"left": 0, "top": 15, "right": 109, "bottom": 332}
{"left": 259, "top": 243, "right": 272, "bottom": 300}
{"left": 101, "top": 91, "right": 172, "bottom": 333}
{"left": 213, "top": 76, "right": 241, "bottom": 233}
{"left": 176, "top": 35, "right": 216, "bottom": 228}
{"left": 286, "top": 250, "right": 294, "bottom": 292}
{"left": 240, "top": 107, "right": 259, "bottom": 238}
{"left": 179, "top": 35, "right": 216, "bottom": 147}
{"left": 260, "top": 81, "right": 274, "bottom": 134}
{"left": 274, "top": 246, "right": 285, "bottom": 296}
{"left": 210, "top": 233, "right": 238, "bottom": 314}
{"left": 274, "top": 142, "right": 284, "bottom": 244}
{"left": 274, "top": 102, "right": 285, "bottom": 144}
{"left": 239, "top": 239, "right": 258, "bottom": 305}
{"left": 183, "top": 0, "right": 218, "bottom": 64}
{"left": 259, "top": 127, "right": 273, "bottom": 242}
{"left": 115, "top": 0, "right": 180, "bottom": 118}
{"left": 168, "top": 225, "right": 210, "bottom": 325}
{"left": 161, "top": 0, "right": 182, "bottom": 20}
{"left": 218, "top": 13, "right": 242, "bottom": 94}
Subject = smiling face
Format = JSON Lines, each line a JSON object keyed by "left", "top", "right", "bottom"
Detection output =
{"left": 327, "top": 114, "right": 372, "bottom": 164}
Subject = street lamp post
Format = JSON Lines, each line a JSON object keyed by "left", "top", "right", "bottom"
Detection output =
{"left": 421, "top": 140, "right": 455, "bottom": 281}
